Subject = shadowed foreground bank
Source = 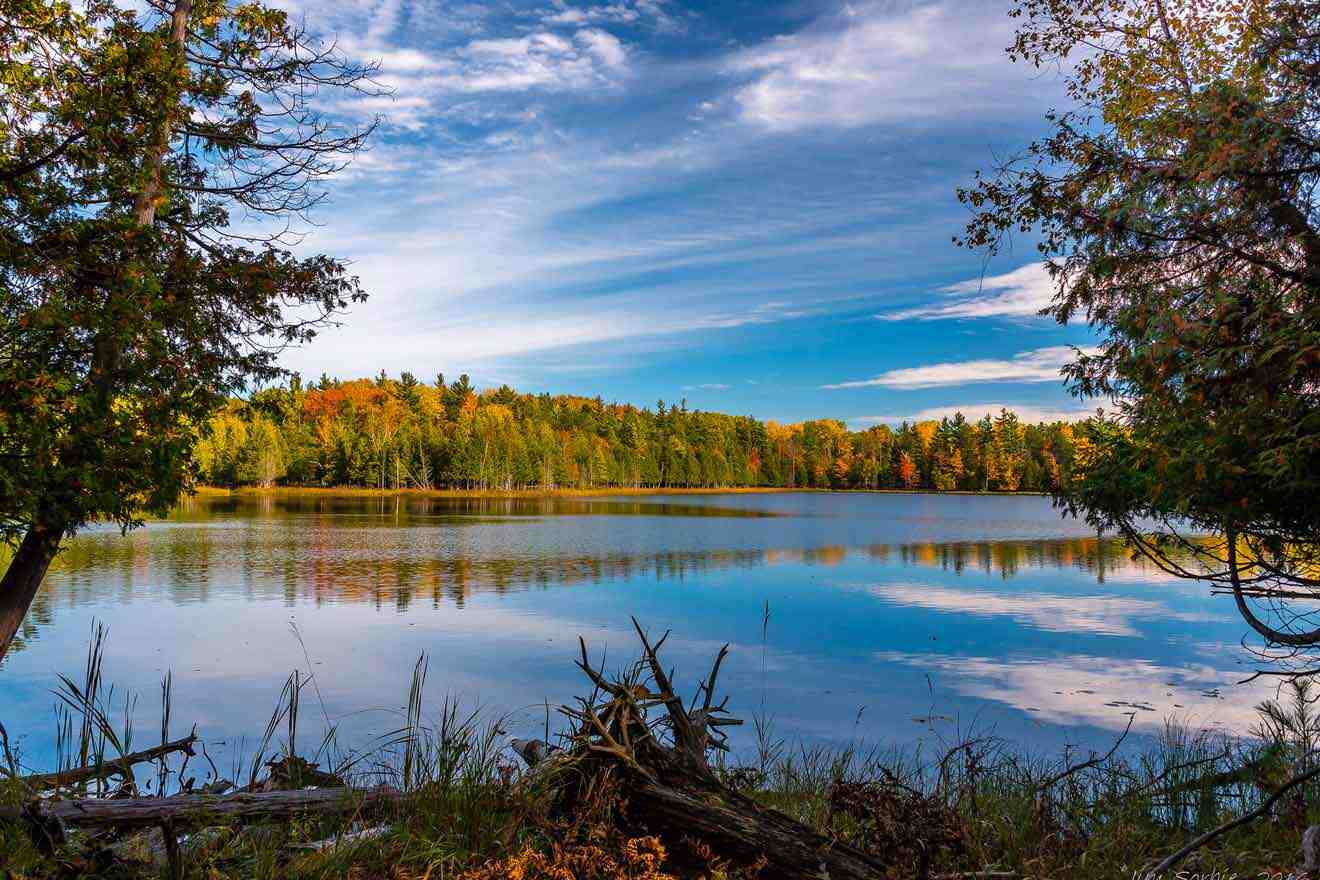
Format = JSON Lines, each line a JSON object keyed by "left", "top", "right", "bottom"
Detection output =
{"left": 3, "top": 624, "right": 1318, "bottom": 880}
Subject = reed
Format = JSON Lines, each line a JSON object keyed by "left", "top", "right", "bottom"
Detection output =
{"left": 4, "top": 632, "right": 1320, "bottom": 879}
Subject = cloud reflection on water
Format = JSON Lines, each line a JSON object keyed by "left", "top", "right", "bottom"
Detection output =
{"left": 1, "top": 493, "right": 1261, "bottom": 773}
{"left": 868, "top": 583, "right": 1216, "bottom": 638}
{"left": 876, "top": 652, "right": 1266, "bottom": 734}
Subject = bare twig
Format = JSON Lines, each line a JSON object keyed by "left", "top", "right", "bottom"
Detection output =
{"left": 1036, "top": 714, "right": 1134, "bottom": 792}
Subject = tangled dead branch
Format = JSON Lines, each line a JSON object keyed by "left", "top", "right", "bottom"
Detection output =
{"left": 528, "top": 617, "right": 889, "bottom": 880}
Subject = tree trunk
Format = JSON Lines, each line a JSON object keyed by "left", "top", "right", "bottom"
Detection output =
{"left": 132, "top": 0, "right": 192, "bottom": 226}
{"left": 0, "top": 523, "right": 63, "bottom": 663}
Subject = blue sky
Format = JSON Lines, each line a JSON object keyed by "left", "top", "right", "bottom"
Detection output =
{"left": 277, "top": 0, "right": 1102, "bottom": 426}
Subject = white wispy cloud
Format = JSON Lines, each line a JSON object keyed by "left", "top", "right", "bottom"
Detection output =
{"left": 727, "top": 1, "right": 1038, "bottom": 131}
{"left": 280, "top": 242, "right": 831, "bottom": 377}
{"left": 426, "top": 29, "right": 631, "bottom": 93}
{"left": 823, "top": 345, "right": 1096, "bottom": 390}
{"left": 542, "top": 0, "right": 680, "bottom": 31}
{"left": 879, "top": 262, "right": 1057, "bottom": 321}
{"left": 683, "top": 383, "right": 731, "bottom": 391}
{"left": 848, "top": 402, "right": 1097, "bottom": 428}
{"left": 575, "top": 29, "right": 628, "bottom": 68}
{"left": 252, "top": 6, "right": 635, "bottom": 133}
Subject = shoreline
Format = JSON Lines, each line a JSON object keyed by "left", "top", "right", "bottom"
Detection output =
{"left": 193, "top": 485, "right": 1053, "bottom": 499}
{"left": 3, "top": 630, "right": 1301, "bottom": 879}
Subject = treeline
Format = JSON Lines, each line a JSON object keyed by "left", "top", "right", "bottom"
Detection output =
{"left": 195, "top": 372, "right": 1094, "bottom": 493}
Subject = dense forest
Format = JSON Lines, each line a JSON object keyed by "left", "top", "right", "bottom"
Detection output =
{"left": 195, "top": 372, "right": 1094, "bottom": 493}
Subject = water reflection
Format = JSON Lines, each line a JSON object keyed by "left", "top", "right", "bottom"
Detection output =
{"left": 867, "top": 582, "right": 1212, "bottom": 637}
{"left": 31, "top": 534, "right": 1174, "bottom": 622}
{"left": 878, "top": 652, "right": 1255, "bottom": 734}
{"left": 173, "top": 492, "right": 781, "bottom": 520}
{"left": 0, "top": 492, "right": 1266, "bottom": 774}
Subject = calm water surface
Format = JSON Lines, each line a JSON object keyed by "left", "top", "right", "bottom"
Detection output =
{"left": 0, "top": 492, "right": 1270, "bottom": 772}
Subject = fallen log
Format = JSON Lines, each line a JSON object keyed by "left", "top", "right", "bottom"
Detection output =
{"left": 0, "top": 784, "right": 402, "bottom": 833}
{"left": 543, "top": 618, "right": 889, "bottom": 880}
{"left": 624, "top": 771, "right": 889, "bottom": 879}
{"left": 13, "top": 733, "right": 198, "bottom": 791}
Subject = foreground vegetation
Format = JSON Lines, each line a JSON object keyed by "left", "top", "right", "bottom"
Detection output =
{"left": 4, "top": 627, "right": 1320, "bottom": 880}
{"left": 196, "top": 373, "right": 1091, "bottom": 495}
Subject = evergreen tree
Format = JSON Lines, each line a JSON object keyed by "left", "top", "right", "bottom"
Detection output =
{"left": 0, "top": 0, "right": 377, "bottom": 658}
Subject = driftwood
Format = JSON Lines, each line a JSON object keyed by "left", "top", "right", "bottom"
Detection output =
{"left": 510, "top": 737, "right": 557, "bottom": 768}
{"left": 14, "top": 733, "right": 198, "bottom": 791}
{"left": 0, "top": 785, "right": 402, "bottom": 834}
{"left": 542, "top": 618, "right": 889, "bottom": 880}
{"left": 625, "top": 772, "right": 888, "bottom": 879}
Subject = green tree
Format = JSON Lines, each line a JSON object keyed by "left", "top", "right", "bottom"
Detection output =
{"left": 0, "top": 0, "right": 376, "bottom": 659}
{"left": 172, "top": 373, "right": 1093, "bottom": 499}
{"left": 962, "top": 0, "right": 1320, "bottom": 646}
{"left": 236, "top": 417, "right": 286, "bottom": 487}
{"left": 992, "top": 410, "right": 1025, "bottom": 492}
{"left": 445, "top": 374, "right": 474, "bottom": 421}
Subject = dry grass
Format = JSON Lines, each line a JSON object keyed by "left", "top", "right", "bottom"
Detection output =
{"left": 3, "top": 639, "right": 1319, "bottom": 879}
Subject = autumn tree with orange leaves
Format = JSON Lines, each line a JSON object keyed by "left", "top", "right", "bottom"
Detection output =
{"left": 195, "top": 374, "right": 1085, "bottom": 497}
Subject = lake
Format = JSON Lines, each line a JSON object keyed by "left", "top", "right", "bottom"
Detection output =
{"left": 0, "top": 491, "right": 1271, "bottom": 776}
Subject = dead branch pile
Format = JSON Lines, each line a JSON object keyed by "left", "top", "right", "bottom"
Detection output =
{"left": 522, "top": 618, "right": 890, "bottom": 880}
{"left": 828, "top": 777, "right": 967, "bottom": 878}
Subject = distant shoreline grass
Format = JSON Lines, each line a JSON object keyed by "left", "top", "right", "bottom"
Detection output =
{"left": 193, "top": 485, "right": 1052, "bottom": 499}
